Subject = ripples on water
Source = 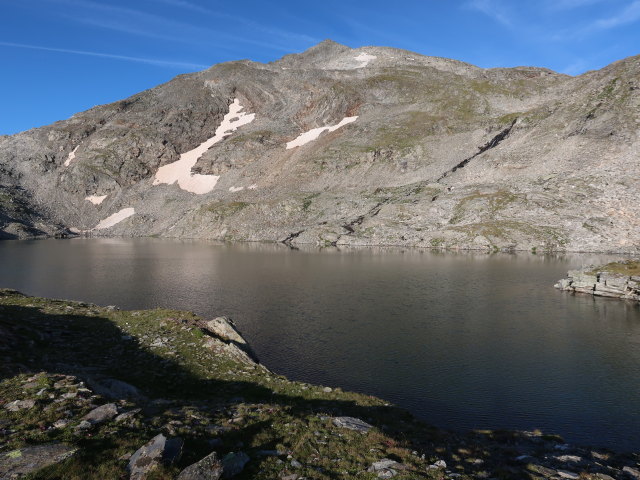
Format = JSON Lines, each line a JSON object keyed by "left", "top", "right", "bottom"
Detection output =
{"left": 1, "top": 238, "right": 639, "bottom": 450}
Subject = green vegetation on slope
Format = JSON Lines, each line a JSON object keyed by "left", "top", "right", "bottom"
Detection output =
{"left": 590, "top": 260, "right": 640, "bottom": 276}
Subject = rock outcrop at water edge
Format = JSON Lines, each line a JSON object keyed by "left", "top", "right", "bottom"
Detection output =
{"left": 555, "top": 260, "right": 640, "bottom": 301}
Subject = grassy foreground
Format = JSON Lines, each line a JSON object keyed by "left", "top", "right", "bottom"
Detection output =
{"left": 0, "top": 289, "right": 637, "bottom": 479}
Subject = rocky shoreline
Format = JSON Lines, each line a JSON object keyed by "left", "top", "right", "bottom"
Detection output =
{"left": 554, "top": 260, "right": 640, "bottom": 302}
{"left": 1, "top": 289, "right": 639, "bottom": 479}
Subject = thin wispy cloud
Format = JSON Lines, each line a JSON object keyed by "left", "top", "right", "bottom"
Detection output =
{"left": 551, "top": 0, "right": 640, "bottom": 39}
{"left": 50, "top": 0, "right": 300, "bottom": 53}
{"left": 153, "top": 0, "right": 212, "bottom": 15}
{"left": 591, "top": 0, "right": 640, "bottom": 30}
{"left": 0, "top": 41, "right": 208, "bottom": 69}
{"left": 549, "top": 0, "right": 609, "bottom": 10}
{"left": 142, "top": 0, "right": 319, "bottom": 46}
{"left": 464, "top": 0, "right": 513, "bottom": 27}
{"left": 64, "top": 15, "right": 181, "bottom": 43}
{"left": 561, "top": 59, "right": 589, "bottom": 75}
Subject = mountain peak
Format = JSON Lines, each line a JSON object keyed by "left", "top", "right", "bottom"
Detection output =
{"left": 275, "top": 39, "right": 351, "bottom": 68}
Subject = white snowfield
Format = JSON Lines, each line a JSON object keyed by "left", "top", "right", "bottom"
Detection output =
{"left": 64, "top": 146, "right": 79, "bottom": 167}
{"left": 286, "top": 116, "right": 358, "bottom": 149}
{"left": 229, "top": 186, "right": 244, "bottom": 192}
{"left": 354, "top": 52, "right": 376, "bottom": 68}
{"left": 94, "top": 207, "right": 135, "bottom": 230}
{"left": 153, "top": 99, "right": 255, "bottom": 195}
{"left": 85, "top": 195, "right": 107, "bottom": 205}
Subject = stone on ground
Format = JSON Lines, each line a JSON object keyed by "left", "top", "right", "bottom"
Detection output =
{"left": 0, "top": 444, "right": 77, "bottom": 479}
{"left": 177, "top": 451, "right": 223, "bottom": 480}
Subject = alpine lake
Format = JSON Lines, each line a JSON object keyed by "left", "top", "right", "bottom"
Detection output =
{"left": 1, "top": 238, "right": 639, "bottom": 451}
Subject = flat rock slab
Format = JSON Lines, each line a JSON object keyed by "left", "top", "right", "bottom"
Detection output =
{"left": 86, "top": 377, "right": 145, "bottom": 401}
{"left": 368, "top": 458, "right": 404, "bottom": 478}
{"left": 177, "top": 451, "right": 223, "bottom": 480}
{"left": 82, "top": 403, "right": 118, "bottom": 425}
{"left": 0, "top": 444, "right": 77, "bottom": 479}
{"left": 4, "top": 399, "right": 35, "bottom": 412}
{"left": 128, "top": 434, "right": 183, "bottom": 480}
{"left": 205, "top": 317, "right": 246, "bottom": 345}
{"left": 557, "top": 470, "right": 580, "bottom": 479}
{"left": 332, "top": 416, "right": 373, "bottom": 433}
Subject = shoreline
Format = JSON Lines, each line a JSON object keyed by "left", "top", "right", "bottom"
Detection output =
{"left": 4, "top": 232, "right": 640, "bottom": 256}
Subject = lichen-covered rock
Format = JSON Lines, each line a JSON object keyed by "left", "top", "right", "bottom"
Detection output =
{"left": 82, "top": 403, "right": 118, "bottom": 425}
{"left": 127, "top": 434, "right": 183, "bottom": 480}
{"left": 332, "top": 416, "right": 373, "bottom": 433}
{"left": 204, "top": 317, "right": 247, "bottom": 346}
{"left": 368, "top": 458, "right": 405, "bottom": 478}
{"left": 0, "top": 444, "right": 77, "bottom": 479}
{"left": 4, "top": 399, "right": 35, "bottom": 411}
{"left": 177, "top": 451, "right": 223, "bottom": 480}
{"left": 86, "top": 377, "right": 145, "bottom": 402}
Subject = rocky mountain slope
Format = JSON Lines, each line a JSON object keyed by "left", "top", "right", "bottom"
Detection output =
{"left": 2, "top": 289, "right": 639, "bottom": 479}
{"left": 1, "top": 40, "right": 639, "bottom": 252}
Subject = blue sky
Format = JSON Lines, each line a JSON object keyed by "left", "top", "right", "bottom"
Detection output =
{"left": 1, "top": 0, "right": 639, "bottom": 135}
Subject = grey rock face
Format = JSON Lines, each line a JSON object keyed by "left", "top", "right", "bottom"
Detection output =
{"left": 0, "top": 444, "right": 77, "bottom": 479}
{"left": 177, "top": 451, "right": 223, "bottom": 480}
{"left": 332, "top": 416, "right": 373, "bottom": 433}
{"left": 1, "top": 41, "right": 639, "bottom": 253}
{"left": 86, "top": 377, "right": 145, "bottom": 402}
{"left": 204, "top": 317, "right": 246, "bottom": 345}
{"left": 555, "top": 266, "right": 640, "bottom": 301}
{"left": 127, "top": 434, "right": 183, "bottom": 480}
{"left": 82, "top": 403, "right": 118, "bottom": 425}
{"left": 368, "top": 458, "right": 404, "bottom": 478}
{"left": 202, "top": 317, "right": 258, "bottom": 362}
{"left": 4, "top": 399, "right": 35, "bottom": 411}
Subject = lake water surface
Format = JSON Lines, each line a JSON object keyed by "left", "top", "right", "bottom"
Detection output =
{"left": 1, "top": 238, "right": 639, "bottom": 451}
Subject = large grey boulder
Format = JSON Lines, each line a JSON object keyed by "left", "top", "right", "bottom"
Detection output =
{"left": 127, "top": 434, "right": 183, "bottom": 480}
{"left": 4, "top": 399, "right": 36, "bottom": 412}
{"left": 82, "top": 403, "right": 118, "bottom": 425}
{"left": 332, "top": 416, "right": 373, "bottom": 433}
{"left": 205, "top": 317, "right": 247, "bottom": 346}
{"left": 0, "top": 444, "right": 77, "bottom": 479}
{"left": 368, "top": 458, "right": 405, "bottom": 478}
{"left": 86, "top": 377, "right": 146, "bottom": 402}
{"left": 177, "top": 451, "right": 224, "bottom": 480}
{"left": 203, "top": 317, "right": 258, "bottom": 361}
